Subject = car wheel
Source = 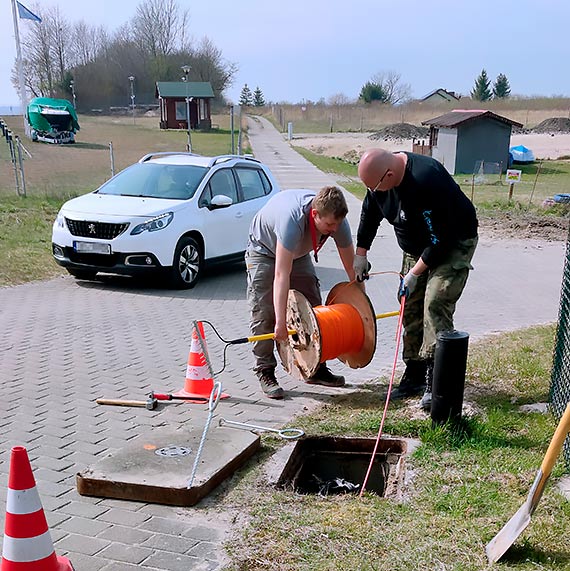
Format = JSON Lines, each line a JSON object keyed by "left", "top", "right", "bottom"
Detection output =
{"left": 68, "top": 269, "right": 97, "bottom": 281}
{"left": 169, "top": 236, "right": 202, "bottom": 289}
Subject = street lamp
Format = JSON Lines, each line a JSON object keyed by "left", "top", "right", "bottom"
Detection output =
{"left": 69, "top": 80, "right": 76, "bottom": 109}
{"left": 128, "top": 76, "right": 135, "bottom": 124}
{"left": 181, "top": 65, "right": 192, "bottom": 152}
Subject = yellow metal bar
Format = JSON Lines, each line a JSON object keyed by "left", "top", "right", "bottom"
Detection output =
{"left": 246, "top": 329, "right": 297, "bottom": 343}
{"left": 375, "top": 310, "right": 400, "bottom": 320}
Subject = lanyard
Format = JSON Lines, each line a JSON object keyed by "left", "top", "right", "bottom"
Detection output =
{"left": 309, "top": 209, "right": 329, "bottom": 263}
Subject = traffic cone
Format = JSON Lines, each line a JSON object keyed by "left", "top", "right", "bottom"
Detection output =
{"left": 172, "top": 321, "right": 229, "bottom": 403}
{"left": 1, "top": 446, "right": 74, "bottom": 571}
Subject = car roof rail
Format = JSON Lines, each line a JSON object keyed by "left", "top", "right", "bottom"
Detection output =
{"left": 138, "top": 151, "right": 201, "bottom": 163}
{"left": 208, "top": 154, "right": 260, "bottom": 167}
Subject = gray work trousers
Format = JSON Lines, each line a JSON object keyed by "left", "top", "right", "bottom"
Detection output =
{"left": 401, "top": 237, "right": 478, "bottom": 362}
{"left": 245, "top": 249, "right": 321, "bottom": 373}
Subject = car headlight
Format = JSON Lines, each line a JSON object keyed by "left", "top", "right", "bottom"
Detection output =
{"left": 55, "top": 212, "right": 66, "bottom": 228}
{"left": 130, "top": 212, "right": 174, "bottom": 235}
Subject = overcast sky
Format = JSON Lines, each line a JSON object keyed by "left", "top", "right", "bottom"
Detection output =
{"left": 2, "top": 0, "right": 570, "bottom": 107}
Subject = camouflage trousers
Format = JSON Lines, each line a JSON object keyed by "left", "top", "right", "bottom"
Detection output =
{"left": 245, "top": 250, "right": 321, "bottom": 373}
{"left": 401, "top": 237, "right": 478, "bottom": 362}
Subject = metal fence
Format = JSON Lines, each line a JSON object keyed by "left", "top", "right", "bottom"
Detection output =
{"left": 550, "top": 224, "right": 570, "bottom": 470}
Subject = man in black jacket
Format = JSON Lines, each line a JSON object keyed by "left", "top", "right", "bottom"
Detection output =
{"left": 354, "top": 148, "right": 478, "bottom": 410}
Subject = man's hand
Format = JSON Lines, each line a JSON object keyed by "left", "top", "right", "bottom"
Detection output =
{"left": 274, "top": 322, "right": 289, "bottom": 342}
{"left": 401, "top": 269, "right": 419, "bottom": 297}
{"left": 354, "top": 253, "right": 371, "bottom": 282}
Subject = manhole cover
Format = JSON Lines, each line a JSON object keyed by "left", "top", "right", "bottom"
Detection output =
{"left": 155, "top": 445, "right": 193, "bottom": 457}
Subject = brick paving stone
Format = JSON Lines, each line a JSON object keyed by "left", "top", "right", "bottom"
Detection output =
{"left": 97, "top": 524, "right": 154, "bottom": 545}
{"left": 96, "top": 542, "right": 154, "bottom": 564}
{"left": 56, "top": 533, "right": 110, "bottom": 556}
{"left": 97, "top": 507, "right": 151, "bottom": 527}
{"left": 140, "top": 532, "right": 199, "bottom": 554}
{"left": 59, "top": 515, "right": 112, "bottom": 536}
{"left": 59, "top": 501, "right": 109, "bottom": 519}
{"left": 142, "top": 551, "right": 204, "bottom": 571}
{"left": 60, "top": 552, "right": 109, "bottom": 571}
{"left": 140, "top": 515, "right": 196, "bottom": 536}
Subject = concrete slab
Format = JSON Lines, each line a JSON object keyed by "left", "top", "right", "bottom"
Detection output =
{"left": 76, "top": 426, "right": 260, "bottom": 506}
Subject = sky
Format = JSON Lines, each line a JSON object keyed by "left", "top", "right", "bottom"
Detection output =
{"left": 2, "top": 0, "right": 570, "bottom": 108}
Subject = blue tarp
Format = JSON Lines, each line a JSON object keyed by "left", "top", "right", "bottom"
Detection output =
{"left": 510, "top": 145, "right": 535, "bottom": 163}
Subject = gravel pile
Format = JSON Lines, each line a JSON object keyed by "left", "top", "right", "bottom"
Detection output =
{"left": 368, "top": 123, "right": 429, "bottom": 141}
{"left": 533, "top": 117, "right": 570, "bottom": 134}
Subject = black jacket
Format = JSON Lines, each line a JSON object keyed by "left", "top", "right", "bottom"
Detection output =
{"left": 356, "top": 152, "right": 478, "bottom": 267}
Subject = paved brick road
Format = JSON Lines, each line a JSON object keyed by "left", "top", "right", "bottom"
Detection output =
{"left": 0, "top": 116, "right": 564, "bottom": 569}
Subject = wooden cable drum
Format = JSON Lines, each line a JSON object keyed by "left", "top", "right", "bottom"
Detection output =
{"left": 277, "top": 281, "right": 377, "bottom": 379}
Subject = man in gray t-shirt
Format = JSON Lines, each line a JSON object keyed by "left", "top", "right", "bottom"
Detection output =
{"left": 246, "top": 186, "right": 357, "bottom": 399}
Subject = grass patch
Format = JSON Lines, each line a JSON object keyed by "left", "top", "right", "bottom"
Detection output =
{"left": 223, "top": 324, "right": 570, "bottom": 571}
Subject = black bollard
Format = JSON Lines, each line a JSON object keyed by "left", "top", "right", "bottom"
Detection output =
{"left": 431, "top": 330, "right": 469, "bottom": 425}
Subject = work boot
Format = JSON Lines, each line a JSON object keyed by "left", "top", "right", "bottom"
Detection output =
{"left": 257, "top": 368, "right": 284, "bottom": 399}
{"left": 305, "top": 363, "right": 345, "bottom": 387}
{"left": 390, "top": 360, "right": 426, "bottom": 399}
{"left": 419, "top": 360, "right": 434, "bottom": 411}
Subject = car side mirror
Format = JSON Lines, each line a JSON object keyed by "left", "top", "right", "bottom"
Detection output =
{"left": 209, "top": 195, "right": 233, "bottom": 210}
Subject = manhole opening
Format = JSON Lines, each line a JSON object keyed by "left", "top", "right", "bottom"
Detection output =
{"left": 276, "top": 436, "right": 407, "bottom": 497}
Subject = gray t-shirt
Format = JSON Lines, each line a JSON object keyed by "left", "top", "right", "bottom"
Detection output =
{"left": 248, "top": 189, "right": 352, "bottom": 259}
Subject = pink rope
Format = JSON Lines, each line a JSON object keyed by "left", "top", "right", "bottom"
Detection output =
{"left": 359, "top": 292, "right": 406, "bottom": 497}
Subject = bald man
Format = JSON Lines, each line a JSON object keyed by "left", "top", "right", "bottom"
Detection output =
{"left": 354, "top": 149, "right": 478, "bottom": 410}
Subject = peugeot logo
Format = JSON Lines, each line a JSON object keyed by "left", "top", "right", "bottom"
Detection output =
{"left": 88, "top": 223, "right": 96, "bottom": 235}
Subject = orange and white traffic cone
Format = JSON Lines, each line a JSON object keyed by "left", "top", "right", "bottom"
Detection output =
{"left": 172, "top": 321, "right": 229, "bottom": 403}
{"left": 1, "top": 446, "right": 74, "bottom": 571}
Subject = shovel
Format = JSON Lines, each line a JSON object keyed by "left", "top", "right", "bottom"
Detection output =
{"left": 486, "top": 402, "right": 570, "bottom": 563}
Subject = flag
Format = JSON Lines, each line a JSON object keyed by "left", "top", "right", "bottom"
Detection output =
{"left": 16, "top": 1, "right": 42, "bottom": 22}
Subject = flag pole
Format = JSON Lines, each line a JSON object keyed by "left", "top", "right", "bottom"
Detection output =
{"left": 11, "top": 0, "right": 30, "bottom": 136}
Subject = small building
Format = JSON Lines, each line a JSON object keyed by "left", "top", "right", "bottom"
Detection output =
{"left": 421, "top": 110, "right": 523, "bottom": 174}
{"left": 420, "top": 88, "right": 461, "bottom": 104}
{"left": 155, "top": 81, "right": 215, "bottom": 130}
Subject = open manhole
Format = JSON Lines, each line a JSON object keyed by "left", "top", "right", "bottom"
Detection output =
{"left": 270, "top": 436, "right": 413, "bottom": 497}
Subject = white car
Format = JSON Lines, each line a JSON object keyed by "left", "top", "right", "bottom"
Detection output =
{"left": 52, "top": 152, "right": 280, "bottom": 288}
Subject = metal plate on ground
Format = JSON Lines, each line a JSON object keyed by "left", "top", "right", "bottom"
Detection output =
{"left": 76, "top": 426, "right": 260, "bottom": 506}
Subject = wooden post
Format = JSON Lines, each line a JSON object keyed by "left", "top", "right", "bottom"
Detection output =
{"left": 508, "top": 182, "right": 515, "bottom": 201}
{"left": 527, "top": 161, "right": 543, "bottom": 208}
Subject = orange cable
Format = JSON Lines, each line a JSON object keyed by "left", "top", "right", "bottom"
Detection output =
{"left": 314, "top": 304, "right": 365, "bottom": 362}
{"left": 359, "top": 274, "right": 406, "bottom": 497}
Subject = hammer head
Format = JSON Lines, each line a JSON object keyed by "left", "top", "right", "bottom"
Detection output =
{"left": 146, "top": 396, "right": 158, "bottom": 410}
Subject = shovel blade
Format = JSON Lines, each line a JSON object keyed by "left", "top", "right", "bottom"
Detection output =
{"left": 486, "top": 501, "right": 531, "bottom": 563}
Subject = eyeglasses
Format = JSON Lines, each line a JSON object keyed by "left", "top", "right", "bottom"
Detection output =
{"left": 367, "top": 169, "right": 389, "bottom": 192}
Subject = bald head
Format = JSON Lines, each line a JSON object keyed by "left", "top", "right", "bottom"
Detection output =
{"left": 358, "top": 149, "right": 406, "bottom": 192}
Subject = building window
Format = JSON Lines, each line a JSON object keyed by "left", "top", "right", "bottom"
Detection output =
{"left": 175, "top": 101, "right": 186, "bottom": 121}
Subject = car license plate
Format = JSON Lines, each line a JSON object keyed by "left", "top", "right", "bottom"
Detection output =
{"left": 73, "top": 241, "right": 111, "bottom": 254}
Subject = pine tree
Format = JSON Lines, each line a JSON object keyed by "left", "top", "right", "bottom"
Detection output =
{"left": 493, "top": 73, "right": 511, "bottom": 99}
{"left": 253, "top": 86, "right": 266, "bottom": 106}
{"left": 470, "top": 69, "right": 492, "bottom": 101}
{"left": 239, "top": 84, "right": 253, "bottom": 106}
{"left": 359, "top": 81, "right": 389, "bottom": 104}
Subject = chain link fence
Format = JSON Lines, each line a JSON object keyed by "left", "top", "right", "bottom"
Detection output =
{"left": 550, "top": 224, "right": 570, "bottom": 470}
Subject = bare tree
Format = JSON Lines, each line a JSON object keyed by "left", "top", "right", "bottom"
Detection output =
{"left": 370, "top": 70, "right": 412, "bottom": 105}
{"left": 70, "top": 21, "right": 107, "bottom": 67}
{"left": 327, "top": 93, "right": 353, "bottom": 106}
{"left": 190, "top": 37, "right": 237, "bottom": 96}
{"left": 131, "top": 0, "right": 189, "bottom": 57}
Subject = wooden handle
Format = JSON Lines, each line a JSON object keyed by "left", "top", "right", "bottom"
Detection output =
{"left": 96, "top": 399, "right": 147, "bottom": 407}
{"left": 541, "top": 402, "right": 570, "bottom": 476}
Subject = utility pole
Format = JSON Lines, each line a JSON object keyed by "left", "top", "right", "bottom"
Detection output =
{"left": 70, "top": 79, "right": 76, "bottom": 109}
{"left": 181, "top": 65, "right": 192, "bottom": 152}
{"left": 128, "top": 76, "right": 135, "bottom": 124}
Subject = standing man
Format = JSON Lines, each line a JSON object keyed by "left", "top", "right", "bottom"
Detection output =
{"left": 354, "top": 149, "right": 478, "bottom": 410}
{"left": 247, "top": 186, "right": 357, "bottom": 399}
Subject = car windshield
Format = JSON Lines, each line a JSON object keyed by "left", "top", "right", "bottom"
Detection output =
{"left": 96, "top": 163, "right": 208, "bottom": 200}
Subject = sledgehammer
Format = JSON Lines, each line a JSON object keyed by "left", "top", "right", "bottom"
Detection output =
{"left": 96, "top": 396, "right": 158, "bottom": 410}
